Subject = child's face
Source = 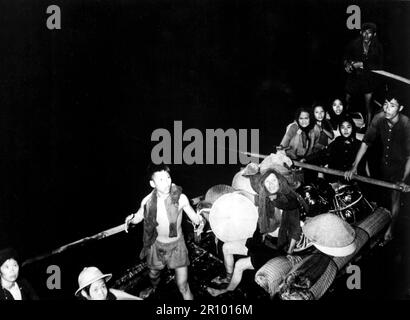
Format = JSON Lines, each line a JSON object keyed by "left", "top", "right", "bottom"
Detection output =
{"left": 87, "top": 279, "right": 108, "bottom": 300}
{"left": 264, "top": 173, "right": 279, "bottom": 194}
{"left": 150, "top": 170, "right": 172, "bottom": 194}
{"left": 0, "top": 258, "right": 19, "bottom": 283}
{"left": 332, "top": 99, "right": 343, "bottom": 115}
{"left": 314, "top": 106, "right": 325, "bottom": 121}
{"left": 298, "top": 112, "right": 310, "bottom": 128}
{"left": 340, "top": 121, "right": 353, "bottom": 138}
{"left": 383, "top": 98, "right": 402, "bottom": 121}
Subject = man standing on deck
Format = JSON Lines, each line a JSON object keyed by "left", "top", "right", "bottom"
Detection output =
{"left": 344, "top": 22, "right": 384, "bottom": 127}
{"left": 345, "top": 94, "right": 410, "bottom": 244}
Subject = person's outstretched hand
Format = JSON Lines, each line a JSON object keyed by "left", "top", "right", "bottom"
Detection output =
{"left": 124, "top": 214, "right": 135, "bottom": 233}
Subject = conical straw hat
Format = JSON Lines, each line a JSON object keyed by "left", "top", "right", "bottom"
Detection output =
{"left": 232, "top": 169, "right": 257, "bottom": 195}
{"left": 302, "top": 213, "right": 356, "bottom": 257}
{"left": 209, "top": 193, "right": 258, "bottom": 242}
{"left": 204, "top": 184, "right": 235, "bottom": 205}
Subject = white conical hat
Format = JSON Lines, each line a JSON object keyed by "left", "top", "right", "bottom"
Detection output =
{"left": 204, "top": 184, "right": 235, "bottom": 205}
{"left": 232, "top": 169, "right": 257, "bottom": 195}
{"left": 302, "top": 213, "right": 356, "bottom": 257}
{"left": 209, "top": 193, "right": 258, "bottom": 242}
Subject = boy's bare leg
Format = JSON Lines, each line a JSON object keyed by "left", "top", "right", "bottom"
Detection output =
{"left": 175, "top": 266, "right": 193, "bottom": 300}
{"left": 140, "top": 269, "right": 161, "bottom": 299}
{"left": 207, "top": 257, "right": 254, "bottom": 297}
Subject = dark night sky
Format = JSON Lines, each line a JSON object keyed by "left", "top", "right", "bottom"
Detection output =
{"left": 0, "top": 0, "right": 409, "bottom": 259}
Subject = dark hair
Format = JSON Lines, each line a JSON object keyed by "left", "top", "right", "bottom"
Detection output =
{"left": 338, "top": 116, "right": 357, "bottom": 138}
{"left": 312, "top": 105, "right": 327, "bottom": 121}
{"left": 79, "top": 283, "right": 112, "bottom": 300}
{"left": 294, "top": 107, "right": 314, "bottom": 131}
{"left": 361, "top": 22, "right": 377, "bottom": 33}
{"left": 0, "top": 247, "right": 19, "bottom": 267}
{"left": 146, "top": 163, "right": 171, "bottom": 180}
{"left": 384, "top": 91, "right": 401, "bottom": 106}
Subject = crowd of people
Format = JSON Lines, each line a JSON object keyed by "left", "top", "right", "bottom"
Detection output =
{"left": 1, "top": 22, "right": 409, "bottom": 301}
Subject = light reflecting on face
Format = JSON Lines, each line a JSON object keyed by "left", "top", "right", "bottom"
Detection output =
{"left": 151, "top": 170, "right": 172, "bottom": 194}
{"left": 383, "top": 99, "right": 401, "bottom": 120}
{"left": 340, "top": 121, "right": 353, "bottom": 138}
{"left": 264, "top": 173, "right": 279, "bottom": 194}
{"left": 314, "top": 106, "right": 325, "bottom": 121}
{"left": 88, "top": 279, "right": 108, "bottom": 300}
{"left": 298, "top": 111, "right": 310, "bottom": 128}
{"left": 362, "top": 29, "right": 375, "bottom": 42}
{"left": 332, "top": 99, "right": 344, "bottom": 115}
{"left": 0, "top": 259, "right": 19, "bottom": 283}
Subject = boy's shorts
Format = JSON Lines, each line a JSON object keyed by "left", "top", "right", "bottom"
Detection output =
{"left": 146, "top": 237, "right": 190, "bottom": 270}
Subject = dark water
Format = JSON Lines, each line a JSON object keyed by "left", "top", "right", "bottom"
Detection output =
{"left": 0, "top": 0, "right": 409, "bottom": 299}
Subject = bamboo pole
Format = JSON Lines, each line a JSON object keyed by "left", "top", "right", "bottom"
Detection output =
{"left": 293, "top": 160, "right": 409, "bottom": 192}
{"left": 22, "top": 195, "right": 204, "bottom": 266}
{"left": 371, "top": 70, "right": 410, "bottom": 85}
{"left": 240, "top": 151, "right": 409, "bottom": 192}
{"left": 22, "top": 224, "right": 126, "bottom": 266}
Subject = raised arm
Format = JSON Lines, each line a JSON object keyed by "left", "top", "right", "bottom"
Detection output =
{"left": 180, "top": 194, "right": 202, "bottom": 226}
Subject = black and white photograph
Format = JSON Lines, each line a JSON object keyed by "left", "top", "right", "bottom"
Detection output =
{"left": 0, "top": 0, "right": 409, "bottom": 308}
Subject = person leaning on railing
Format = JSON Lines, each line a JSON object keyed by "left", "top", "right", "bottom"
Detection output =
{"left": 345, "top": 94, "right": 410, "bottom": 243}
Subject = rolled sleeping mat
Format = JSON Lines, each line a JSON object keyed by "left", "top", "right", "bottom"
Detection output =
{"left": 333, "top": 207, "right": 391, "bottom": 270}
{"left": 254, "top": 255, "right": 303, "bottom": 298}
{"left": 209, "top": 192, "right": 259, "bottom": 243}
{"left": 309, "top": 260, "right": 338, "bottom": 300}
{"left": 299, "top": 208, "right": 391, "bottom": 298}
{"left": 354, "top": 207, "right": 391, "bottom": 238}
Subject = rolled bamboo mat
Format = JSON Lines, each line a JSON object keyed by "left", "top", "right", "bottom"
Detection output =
{"left": 354, "top": 207, "right": 391, "bottom": 237}
{"left": 255, "top": 255, "right": 303, "bottom": 297}
{"left": 309, "top": 261, "right": 338, "bottom": 299}
{"left": 309, "top": 207, "right": 391, "bottom": 298}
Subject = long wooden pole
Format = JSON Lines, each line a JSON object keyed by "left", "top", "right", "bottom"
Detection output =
{"left": 240, "top": 151, "right": 410, "bottom": 192}
{"left": 293, "top": 160, "right": 408, "bottom": 192}
{"left": 22, "top": 195, "right": 204, "bottom": 267}
{"left": 371, "top": 70, "right": 410, "bottom": 85}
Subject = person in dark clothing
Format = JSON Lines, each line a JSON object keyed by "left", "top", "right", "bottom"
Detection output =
{"left": 306, "top": 116, "right": 365, "bottom": 181}
{"left": 0, "top": 247, "right": 38, "bottom": 300}
{"left": 345, "top": 95, "right": 410, "bottom": 243}
{"left": 206, "top": 170, "right": 307, "bottom": 297}
{"left": 344, "top": 22, "right": 384, "bottom": 127}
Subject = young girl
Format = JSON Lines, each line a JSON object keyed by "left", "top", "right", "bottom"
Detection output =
{"left": 327, "top": 99, "right": 346, "bottom": 138}
{"left": 305, "top": 116, "right": 364, "bottom": 182}
{"left": 75, "top": 266, "right": 142, "bottom": 300}
{"left": 313, "top": 105, "right": 334, "bottom": 148}
{"left": 279, "top": 107, "right": 321, "bottom": 160}
{"left": 0, "top": 247, "right": 38, "bottom": 300}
